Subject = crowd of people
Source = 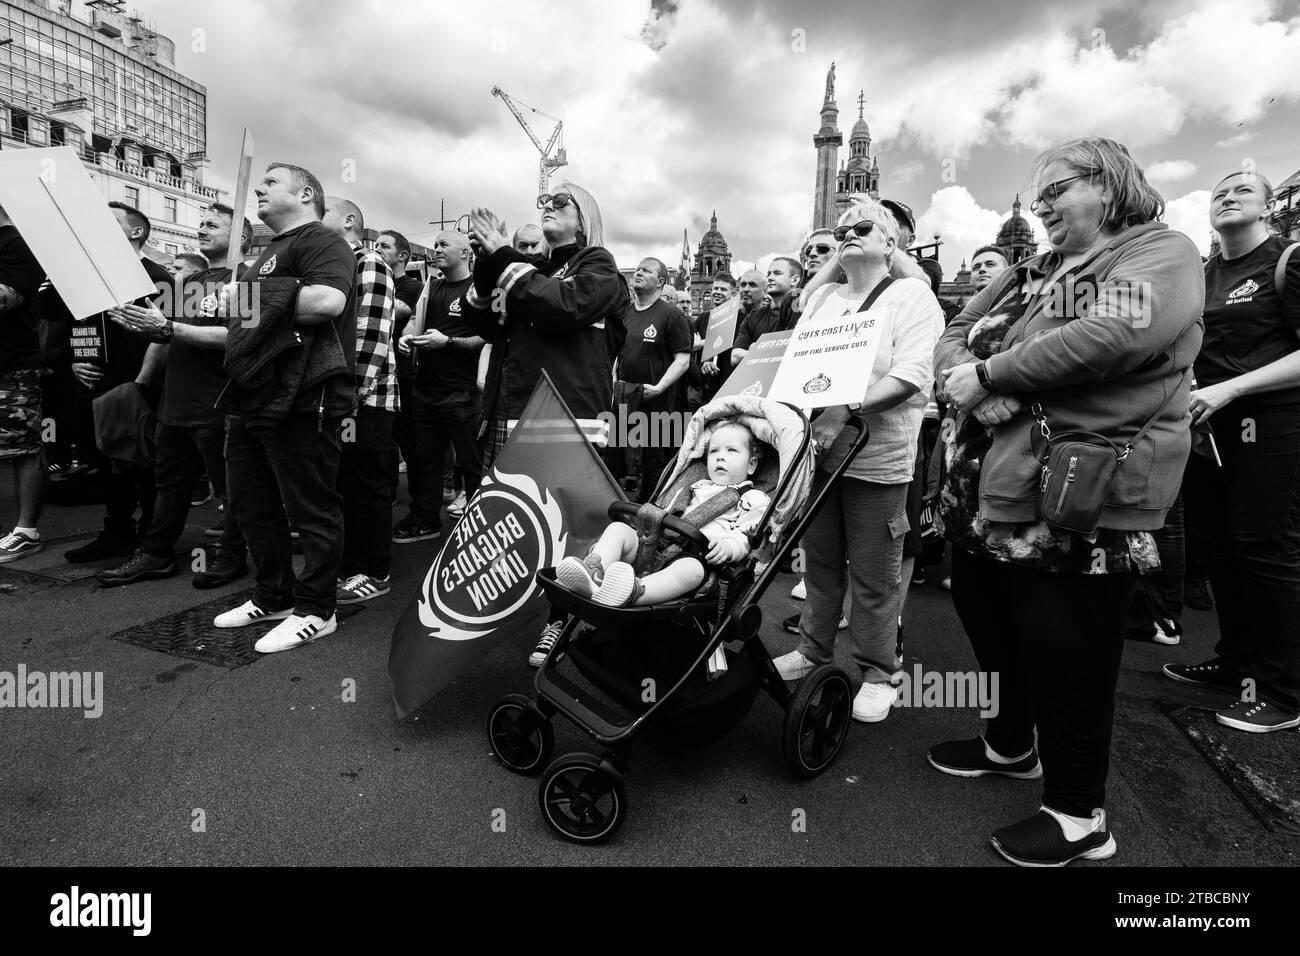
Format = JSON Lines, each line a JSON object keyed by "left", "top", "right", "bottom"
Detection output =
{"left": 0, "top": 133, "right": 1297, "bottom": 866}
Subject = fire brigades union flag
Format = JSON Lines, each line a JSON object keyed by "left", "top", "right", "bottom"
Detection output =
{"left": 388, "top": 372, "right": 624, "bottom": 718}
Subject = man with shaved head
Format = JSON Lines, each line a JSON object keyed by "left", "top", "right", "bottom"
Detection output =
{"left": 512, "top": 224, "right": 548, "bottom": 257}
{"left": 616, "top": 256, "right": 692, "bottom": 500}
{"left": 324, "top": 195, "right": 398, "bottom": 606}
{"left": 394, "top": 229, "right": 485, "bottom": 542}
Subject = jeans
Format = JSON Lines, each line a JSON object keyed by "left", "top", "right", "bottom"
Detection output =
{"left": 408, "top": 388, "right": 482, "bottom": 525}
{"left": 140, "top": 421, "right": 244, "bottom": 560}
{"left": 951, "top": 548, "right": 1135, "bottom": 816}
{"left": 797, "top": 473, "right": 909, "bottom": 684}
{"left": 226, "top": 413, "right": 343, "bottom": 619}
{"left": 339, "top": 405, "right": 396, "bottom": 580}
{"left": 1184, "top": 404, "right": 1300, "bottom": 713}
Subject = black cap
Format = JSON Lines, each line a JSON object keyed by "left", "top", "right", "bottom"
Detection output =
{"left": 881, "top": 199, "right": 915, "bottom": 235}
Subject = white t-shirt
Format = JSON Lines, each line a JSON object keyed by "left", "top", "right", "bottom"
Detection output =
{"left": 798, "top": 277, "right": 943, "bottom": 483}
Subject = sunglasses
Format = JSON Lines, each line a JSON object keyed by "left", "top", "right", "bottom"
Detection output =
{"left": 536, "top": 193, "right": 576, "bottom": 210}
{"left": 1029, "top": 174, "right": 1087, "bottom": 214}
{"left": 802, "top": 243, "right": 834, "bottom": 258}
{"left": 832, "top": 220, "right": 876, "bottom": 242}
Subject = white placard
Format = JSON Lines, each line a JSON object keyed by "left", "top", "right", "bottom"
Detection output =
{"left": 767, "top": 311, "right": 886, "bottom": 409}
{"left": 0, "top": 146, "right": 155, "bottom": 320}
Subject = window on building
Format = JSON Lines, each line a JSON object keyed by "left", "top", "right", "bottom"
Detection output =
{"left": 164, "top": 243, "right": 178, "bottom": 256}
{"left": 124, "top": 186, "right": 139, "bottom": 207}
{"left": 163, "top": 197, "right": 177, "bottom": 223}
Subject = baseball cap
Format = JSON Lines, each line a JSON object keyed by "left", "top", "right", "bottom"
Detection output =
{"left": 880, "top": 199, "right": 915, "bottom": 235}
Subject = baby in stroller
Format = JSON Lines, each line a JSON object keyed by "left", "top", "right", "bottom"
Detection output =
{"left": 554, "top": 419, "right": 772, "bottom": 608}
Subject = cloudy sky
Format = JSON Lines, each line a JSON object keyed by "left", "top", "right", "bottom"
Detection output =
{"left": 136, "top": 0, "right": 1300, "bottom": 277}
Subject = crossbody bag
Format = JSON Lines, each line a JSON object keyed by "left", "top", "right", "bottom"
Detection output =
{"left": 1031, "top": 370, "right": 1188, "bottom": 535}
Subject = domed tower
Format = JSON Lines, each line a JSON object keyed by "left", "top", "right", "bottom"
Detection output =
{"left": 690, "top": 211, "right": 732, "bottom": 312}
{"left": 835, "top": 92, "right": 879, "bottom": 220}
{"left": 996, "top": 195, "right": 1037, "bottom": 264}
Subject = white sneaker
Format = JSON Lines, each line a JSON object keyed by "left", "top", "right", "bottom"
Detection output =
{"left": 1151, "top": 618, "right": 1182, "bottom": 646}
{"left": 791, "top": 578, "right": 806, "bottom": 600}
{"left": 852, "top": 681, "right": 898, "bottom": 723}
{"left": 447, "top": 491, "right": 468, "bottom": 517}
{"left": 213, "top": 599, "right": 293, "bottom": 629}
{"left": 773, "top": 649, "right": 815, "bottom": 681}
{"left": 0, "top": 530, "right": 42, "bottom": 564}
{"left": 254, "top": 613, "right": 337, "bottom": 654}
{"left": 939, "top": 576, "right": 952, "bottom": 592}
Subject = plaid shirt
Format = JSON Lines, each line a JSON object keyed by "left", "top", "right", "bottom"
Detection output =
{"left": 350, "top": 242, "right": 398, "bottom": 412}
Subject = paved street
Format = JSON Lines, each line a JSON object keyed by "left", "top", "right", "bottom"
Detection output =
{"left": 1, "top": 488, "right": 1296, "bottom": 867}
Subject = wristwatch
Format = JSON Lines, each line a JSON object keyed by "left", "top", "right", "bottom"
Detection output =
{"left": 975, "top": 361, "right": 996, "bottom": 392}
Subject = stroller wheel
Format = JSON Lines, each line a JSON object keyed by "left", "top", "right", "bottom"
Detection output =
{"left": 538, "top": 753, "right": 627, "bottom": 844}
{"left": 487, "top": 693, "right": 554, "bottom": 775}
{"left": 781, "top": 665, "right": 853, "bottom": 778}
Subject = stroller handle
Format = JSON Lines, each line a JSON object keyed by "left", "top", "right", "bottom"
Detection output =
{"left": 608, "top": 501, "right": 712, "bottom": 558}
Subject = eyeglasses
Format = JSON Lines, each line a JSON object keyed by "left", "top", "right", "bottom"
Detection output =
{"left": 536, "top": 193, "right": 575, "bottom": 210}
{"left": 1029, "top": 175, "right": 1088, "bottom": 214}
{"left": 802, "top": 243, "right": 834, "bottom": 258}
{"left": 832, "top": 220, "right": 875, "bottom": 242}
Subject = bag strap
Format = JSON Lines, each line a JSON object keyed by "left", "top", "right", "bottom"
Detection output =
{"left": 1276, "top": 242, "right": 1300, "bottom": 305}
{"left": 1032, "top": 367, "right": 1191, "bottom": 462}
{"left": 856, "top": 274, "right": 895, "bottom": 313}
{"left": 1124, "top": 367, "right": 1192, "bottom": 460}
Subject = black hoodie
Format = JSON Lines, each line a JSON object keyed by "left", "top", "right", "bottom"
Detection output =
{"left": 463, "top": 243, "right": 627, "bottom": 423}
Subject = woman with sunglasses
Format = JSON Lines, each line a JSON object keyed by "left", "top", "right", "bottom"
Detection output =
{"left": 929, "top": 137, "right": 1203, "bottom": 866}
{"left": 772, "top": 195, "right": 943, "bottom": 724}
{"left": 462, "top": 183, "right": 629, "bottom": 668}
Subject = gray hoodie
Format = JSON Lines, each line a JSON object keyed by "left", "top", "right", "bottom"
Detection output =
{"left": 935, "top": 222, "right": 1204, "bottom": 530}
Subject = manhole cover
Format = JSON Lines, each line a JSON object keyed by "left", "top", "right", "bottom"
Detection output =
{"left": 107, "top": 592, "right": 365, "bottom": 668}
{"left": 1162, "top": 700, "right": 1300, "bottom": 836}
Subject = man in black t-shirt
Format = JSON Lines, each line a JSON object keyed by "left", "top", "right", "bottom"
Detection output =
{"left": 213, "top": 162, "right": 358, "bottom": 655}
{"left": 615, "top": 257, "right": 692, "bottom": 500}
{"left": 394, "top": 230, "right": 484, "bottom": 541}
{"left": 0, "top": 208, "right": 48, "bottom": 565}
{"left": 96, "top": 204, "right": 253, "bottom": 589}
{"left": 64, "top": 202, "right": 170, "bottom": 564}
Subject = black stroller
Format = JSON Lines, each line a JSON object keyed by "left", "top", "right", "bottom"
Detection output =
{"left": 486, "top": 395, "right": 871, "bottom": 843}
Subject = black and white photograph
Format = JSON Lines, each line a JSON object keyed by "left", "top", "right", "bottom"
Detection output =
{"left": 0, "top": 0, "right": 1296, "bottom": 932}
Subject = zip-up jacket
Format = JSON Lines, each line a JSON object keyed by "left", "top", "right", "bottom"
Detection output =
{"left": 935, "top": 222, "right": 1204, "bottom": 530}
{"left": 463, "top": 243, "right": 627, "bottom": 431}
{"left": 218, "top": 277, "right": 352, "bottom": 429}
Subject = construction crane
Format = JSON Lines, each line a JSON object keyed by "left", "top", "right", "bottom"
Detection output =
{"left": 490, "top": 86, "right": 568, "bottom": 198}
